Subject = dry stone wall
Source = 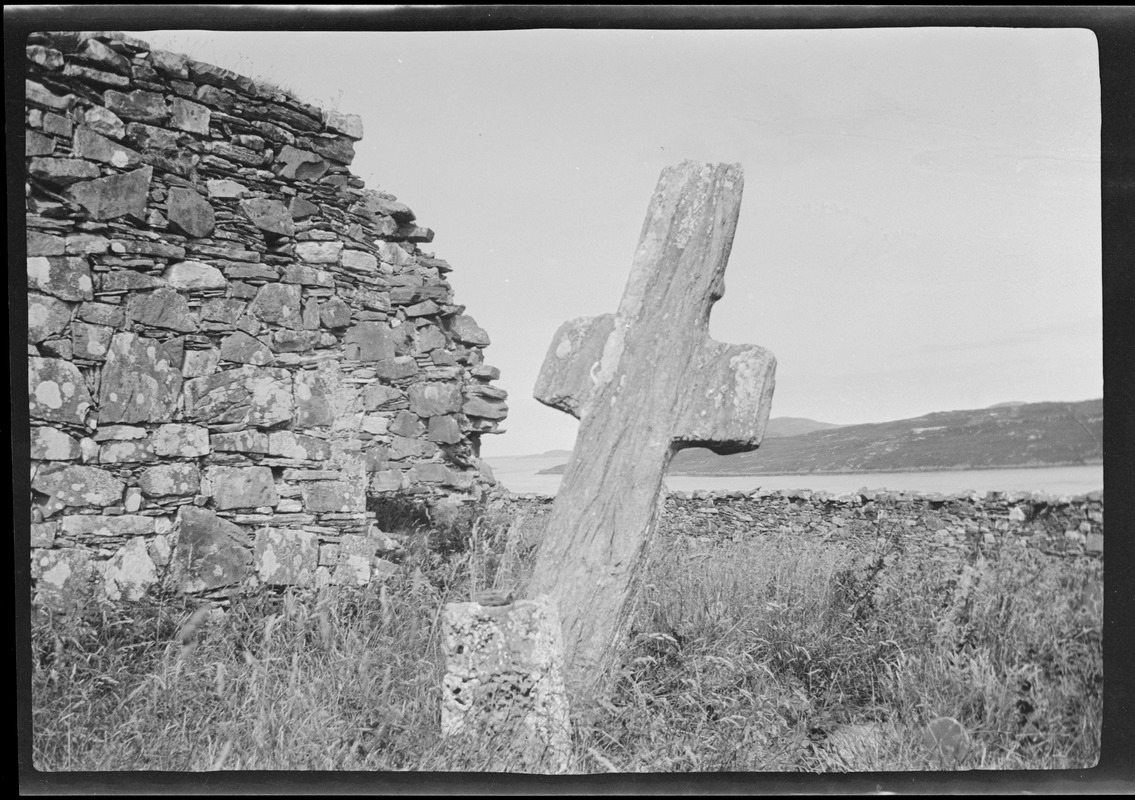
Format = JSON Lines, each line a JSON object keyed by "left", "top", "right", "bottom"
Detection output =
{"left": 24, "top": 30, "right": 508, "bottom": 607}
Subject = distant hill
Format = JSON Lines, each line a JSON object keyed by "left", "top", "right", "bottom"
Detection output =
{"left": 764, "top": 416, "right": 843, "bottom": 438}
{"left": 537, "top": 400, "right": 1102, "bottom": 475}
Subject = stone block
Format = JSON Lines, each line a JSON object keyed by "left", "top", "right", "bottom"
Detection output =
{"left": 319, "top": 296, "right": 351, "bottom": 329}
{"left": 301, "top": 479, "right": 365, "bottom": 513}
{"left": 449, "top": 314, "right": 491, "bottom": 346}
{"left": 340, "top": 249, "right": 377, "bottom": 271}
{"left": 183, "top": 348, "right": 220, "bottom": 378}
{"left": 152, "top": 423, "right": 211, "bottom": 457}
{"left": 428, "top": 415, "right": 463, "bottom": 445}
{"left": 414, "top": 463, "right": 452, "bottom": 484}
{"left": 98, "top": 332, "right": 183, "bottom": 424}
{"left": 344, "top": 321, "right": 396, "bottom": 362}
{"left": 60, "top": 514, "right": 155, "bottom": 537}
{"left": 28, "top": 256, "right": 94, "bottom": 301}
{"left": 185, "top": 366, "right": 294, "bottom": 428}
{"left": 331, "top": 533, "right": 377, "bottom": 586}
{"left": 139, "top": 463, "right": 202, "bottom": 497}
{"left": 31, "top": 521, "right": 58, "bottom": 548}
{"left": 103, "top": 88, "right": 168, "bottom": 122}
{"left": 274, "top": 145, "right": 329, "bottom": 181}
{"left": 220, "top": 331, "right": 274, "bottom": 365}
{"left": 28, "top": 294, "right": 72, "bottom": 343}
{"left": 296, "top": 240, "right": 343, "bottom": 264}
{"left": 171, "top": 506, "right": 253, "bottom": 593}
{"left": 361, "top": 383, "right": 404, "bottom": 411}
{"left": 33, "top": 548, "right": 97, "bottom": 608}
{"left": 206, "top": 466, "right": 279, "bottom": 510}
{"left": 441, "top": 596, "right": 570, "bottom": 774}
{"left": 65, "top": 165, "right": 152, "bottom": 220}
{"left": 26, "top": 79, "right": 75, "bottom": 111}
{"left": 268, "top": 431, "right": 331, "bottom": 461}
{"left": 100, "top": 269, "right": 167, "bottom": 293}
{"left": 254, "top": 528, "right": 318, "bottom": 587}
{"left": 206, "top": 178, "right": 248, "bottom": 198}
{"left": 210, "top": 430, "right": 269, "bottom": 454}
{"left": 32, "top": 464, "right": 123, "bottom": 508}
{"left": 409, "top": 382, "right": 463, "bottom": 417}
{"left": 322, "top": 110, "right": 364, "bottom": 140}
{"left": 248, "top": 283, "right": 302, "bottom": 329}
{"left": 72, "top": 125, "right": 141, "bottom": 167}
{"left": 463, "top": 397, "right": 509, "bottom": 420}
{"left": 82, "top": 105, "right": 126, "bottom": 138}
{"left": 31, "top": 426, "right": 81, "bottom": 461}
{"left": 27, "top": 231, "right": 66, "bottom": 257}
{"left": 282, "top": 264, "right": 334, "bottom": 287}
{"left": 71, "top": 321, "right": 113, "bottom": 361}
{"left": 98, "top": 439, "right": 156, "bottom": 464}
{"left": 374, "top": 357, "right": 419, "bottom": 381}
{"left": 28, "top": 157, "right": 100, "bottom": 187}
{"left": 28, "top": 357, "right": 93, "bottom": 424}
{"left": 293, "top": 371, "right": 335, "bottom": 429}
{"left": 170, "top": 96, "right": 210, "bottom": 134}
{"left": 77, "top": 301, "right": 125, "bottom": 328}
{"left": 167, "top": 188, "right": 217, "bottom": 238}
{"left": 100, "top": 537, "right": 159, "bottom": 601}
{"left": 26, "top": 129, "right": 55, "bottom": 156}
{"left": 388, "top": 435, "right": 439, "bottom": 461}
{"left": 370, "top": 469, "right": 406, "bottom": 493}
{"left": 388, "top": 410, "right": 425, "bottom": 438}
{"left": 240, "top": 197, "right": 294, "bottom": 237}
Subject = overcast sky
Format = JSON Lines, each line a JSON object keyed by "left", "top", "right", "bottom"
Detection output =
{"left": 139, "top": 26, "right": 1102, "bottom": 457}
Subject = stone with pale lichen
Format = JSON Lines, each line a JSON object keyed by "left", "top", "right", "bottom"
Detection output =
{"left": 28, "top": 357, "right": 92, "bottom": 424}
{"left": 206, "top": 465, "right": 278, "bottom": 510}
{"left": 254, "top": 528, "right": 318, "bottom": 587}
{"left": 32, "top": 465, "right": 124, "bottom": 508}
{"left": 442, "top": 596, "right": 571, "bottom": 774}
{"left": 97, "top": 332, "right": 183, "bottom": 424}
{"left": 31, "top": 426, "right": 81, "bottom": 460}
{"left": 151, "top": 423, "right": 210, "bottom": 457}
{"left": 28, "top": 256, "right": 94, "bottom": 301}
{"left": 184, "top": 365, "right": 294, "bottom": 428}
{"left": 248, "top": 283, "right": 302, "bottom": 329}
{"left": 138, "top": 463, "right": 201, "bottom": 497}
{"left": 331, "top": 533, "right": 377, "bottom": 586}
{"left": 100, "top": 537, "right": 159, "bottom": 601}
{"left": 33, "top": 548, "right": 97, "bottom": 607}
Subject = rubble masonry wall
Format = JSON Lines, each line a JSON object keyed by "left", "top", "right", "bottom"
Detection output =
{"left": 25, "top": 30, "right": 508, "bottom": 606}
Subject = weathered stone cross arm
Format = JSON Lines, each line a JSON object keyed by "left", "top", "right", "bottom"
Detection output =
{"left": 534, "top": 315, "right": 775, "bottom": 453}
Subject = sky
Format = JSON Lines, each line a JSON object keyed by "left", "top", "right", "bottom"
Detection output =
{"left": 138, "top": 25, "right": 1102, "bottom": 457}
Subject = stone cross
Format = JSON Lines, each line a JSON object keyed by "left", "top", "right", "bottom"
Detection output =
{"left": 528, "top": 161, "right": 776, "bottom": 700}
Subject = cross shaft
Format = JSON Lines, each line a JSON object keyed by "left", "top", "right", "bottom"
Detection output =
{"left": 528, "top": 162, "right": 776, "bottom": 700}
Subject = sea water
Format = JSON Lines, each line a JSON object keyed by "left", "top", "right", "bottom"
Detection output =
{"left": 484, "top": 458, "right": 1104, "bottom": 498}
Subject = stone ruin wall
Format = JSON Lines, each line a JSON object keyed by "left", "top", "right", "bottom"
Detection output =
{"left": 23, "top": 30, "right": 509, "bottom": 607}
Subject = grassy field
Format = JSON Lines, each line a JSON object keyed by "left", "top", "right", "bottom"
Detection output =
{"left": 29, "top": 498, "right": 1102, "bottom": 774}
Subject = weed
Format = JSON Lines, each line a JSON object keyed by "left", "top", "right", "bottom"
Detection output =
{"left": 31, "top": 504, "right": 1101, "bottom": 772}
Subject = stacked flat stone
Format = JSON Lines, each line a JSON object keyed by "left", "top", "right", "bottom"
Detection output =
{"left": 25, "top": 30, "right": 508, "bottom": 607}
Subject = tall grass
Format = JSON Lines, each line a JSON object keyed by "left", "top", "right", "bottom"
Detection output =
{"left": 30, "top": 502, "right": 1101, "bottom": 773}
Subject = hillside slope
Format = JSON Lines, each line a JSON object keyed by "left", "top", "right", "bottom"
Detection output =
{"left": 538, "top": 399, "right": 1102, "bottom": 475}
{"left": 670, "top": 399, "right": 1102, "bottom": 475}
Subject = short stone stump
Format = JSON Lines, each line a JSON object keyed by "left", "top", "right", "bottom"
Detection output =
{"left": 441, "top": 594, "right": 571, "bottom": 773}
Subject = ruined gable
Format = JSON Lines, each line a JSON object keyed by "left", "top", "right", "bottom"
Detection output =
{"left": 25, "top": 30, "right": 506, "bottom": 605}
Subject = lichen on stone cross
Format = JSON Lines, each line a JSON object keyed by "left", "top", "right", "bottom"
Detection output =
{"left": 527, "top": 161, "right": 777, "bottom": 702}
